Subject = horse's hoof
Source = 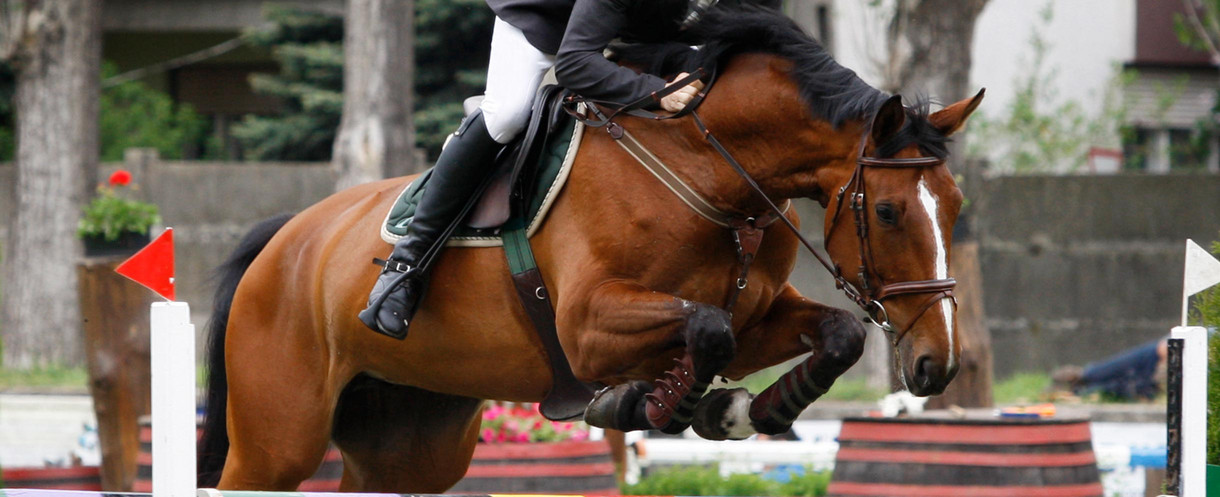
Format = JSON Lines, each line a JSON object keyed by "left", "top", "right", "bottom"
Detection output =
{"left": 691, "top": 387, "right": 755, "bottom": 440}
{"left": 584, "top": 381, "right": 651, "bottom": 431}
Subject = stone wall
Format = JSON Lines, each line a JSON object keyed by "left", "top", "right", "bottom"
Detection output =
{"left": 3, "top": 160, "right": 1218, "bottom": 377}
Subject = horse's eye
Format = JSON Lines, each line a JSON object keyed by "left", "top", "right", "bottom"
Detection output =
{"left": 875, "top": 203, "right": 897, "bottom": 225}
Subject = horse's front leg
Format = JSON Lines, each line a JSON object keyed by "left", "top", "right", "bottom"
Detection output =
{"left": 563, "top": 280, "right": 735, "bottom": 434}
{"left": 692, "top": 284, "right": 866, "bottom": 440}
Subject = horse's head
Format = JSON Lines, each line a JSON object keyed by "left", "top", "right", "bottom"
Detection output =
{"left": 820, "top": 92, "right": 983, "bottom": 396}
{"left": 616, "top": 6, "right": 984, "bottom": 395}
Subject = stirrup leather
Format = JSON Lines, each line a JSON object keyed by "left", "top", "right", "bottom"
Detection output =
{"left": 373, "top": 257, "right": 414, "bottom": 275}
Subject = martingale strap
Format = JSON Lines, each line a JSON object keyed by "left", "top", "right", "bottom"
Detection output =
{"left": 503, "top": 218, "right": 597, "bottom": 421}
{"left": 613, "top": 127, "right": 791, "bottom": 229}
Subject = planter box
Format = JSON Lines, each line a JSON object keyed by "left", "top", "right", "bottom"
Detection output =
{"left": 82, "top": 231, "right": 150, "bottom": 258}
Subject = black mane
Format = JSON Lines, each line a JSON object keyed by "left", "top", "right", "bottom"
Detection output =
{"left": 614, "top": 5, "right": 949, "bottom": 159}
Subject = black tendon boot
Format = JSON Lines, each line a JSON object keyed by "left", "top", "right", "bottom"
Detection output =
{"left": 359, "top": 110, "right": 503, "bottom": 338}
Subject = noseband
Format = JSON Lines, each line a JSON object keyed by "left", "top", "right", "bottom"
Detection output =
{"left": 563, "top": 68, "right": 956, "bottom": 344}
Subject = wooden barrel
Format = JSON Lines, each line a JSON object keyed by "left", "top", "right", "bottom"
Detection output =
{"left": 1, "top": 466, "right": 103, "bottom": 490}
{"left": 827, "top": 417, "right": 1103, "bottom": 497}
{"left": 449, "top": 440, "right": 617, "bottom": 494}
{"left": 134, "top": 418, "right": 343, "bottom": 492}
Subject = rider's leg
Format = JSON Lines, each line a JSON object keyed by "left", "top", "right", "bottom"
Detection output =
{"left": 359, "top": 17, "right": 555, "bottom": 338}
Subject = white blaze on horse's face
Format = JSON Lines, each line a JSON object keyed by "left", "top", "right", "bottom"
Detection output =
{"left": 915, "top": 177, "right": 954, "bottom": 372}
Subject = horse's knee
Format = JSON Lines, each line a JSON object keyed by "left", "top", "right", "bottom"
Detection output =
{"left": 817, "top": 309, "right": 866, "bottom": 371}
{"left": 684, "top": 303, "right": 735, "bottom": 379}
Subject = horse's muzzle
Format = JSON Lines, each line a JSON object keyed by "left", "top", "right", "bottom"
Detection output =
{"left": 907, "top": 354, "right": 958, "bottom": 396}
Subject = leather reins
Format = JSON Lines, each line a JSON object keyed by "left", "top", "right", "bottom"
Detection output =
{"left": 562, "top": 68, "right": 956, "bottom": 344}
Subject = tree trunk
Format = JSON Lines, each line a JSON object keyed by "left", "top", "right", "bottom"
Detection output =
{"left": 332, "top": 0, "right": 418, "bottom": 191}
{"left": 877, "top": 0, "right": 994, "bottom": 407}
{"left": 884, "top": 0, "right": 987, "bottom": 101}
{"left": 925, "top": 240, "right": 993, "bottom": 409}
{"left": 1, "top": 0, "right": 101, "bottom": 369}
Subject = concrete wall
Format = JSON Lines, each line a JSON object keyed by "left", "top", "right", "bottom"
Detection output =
{"left": 0, "top": 158, "right": 336, "bottom": 316}
{"left": 3, "top": 162, "right": 1217, "bottom": 377}
{"left": 977, "top": 174, "right": 1220, "bottom": 375}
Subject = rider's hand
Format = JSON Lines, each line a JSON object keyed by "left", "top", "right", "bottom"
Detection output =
{"left": 660, "top": 72, "right": 706, "bottom": 113}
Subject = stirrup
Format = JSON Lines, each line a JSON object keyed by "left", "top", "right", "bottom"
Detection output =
{"left": 356, "top": 262, "right": 419, "bottom": 339}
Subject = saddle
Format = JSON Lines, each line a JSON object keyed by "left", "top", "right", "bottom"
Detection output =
{"left": 381, "top": 84, "right": 575, "bottom": 244}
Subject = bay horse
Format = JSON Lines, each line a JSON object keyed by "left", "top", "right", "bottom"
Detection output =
{"left": 197, "top": 7, "right": 982, "bottom": 492}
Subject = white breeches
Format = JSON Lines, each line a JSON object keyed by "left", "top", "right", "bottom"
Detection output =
{"left": 482, "top": 17, "right": 557, "bottom": 144}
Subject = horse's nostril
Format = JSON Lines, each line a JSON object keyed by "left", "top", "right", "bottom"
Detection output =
{"left": 915, "top": 356, "right": 941, "bottom": 386}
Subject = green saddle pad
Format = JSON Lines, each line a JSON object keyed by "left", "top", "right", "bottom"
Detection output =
{"left": 380, "top": 118, "right": 582, "bottom": 248}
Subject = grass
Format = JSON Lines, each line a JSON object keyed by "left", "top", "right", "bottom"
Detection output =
{"left": 622, "top": 464, "right": 831, "bottom": 496}
{"left": 992, "top": 371, "right": 1052, "bottom": 405}
{"left": 0, "top": 365, "right": 89, "bottom": 391}
{"left": 0, "top": 361, "right": 208, "bottom": 391}
{"left": 724, "top": 362, "right": 887, "bottom": 402}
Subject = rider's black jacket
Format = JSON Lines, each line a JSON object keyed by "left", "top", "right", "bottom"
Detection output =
{"left": 485, "top": 0, "right": 687, "bottom": 104}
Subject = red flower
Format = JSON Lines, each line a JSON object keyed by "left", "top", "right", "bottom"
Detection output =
{"left": 108, "top": 169, "right": 133, "bottom": 186}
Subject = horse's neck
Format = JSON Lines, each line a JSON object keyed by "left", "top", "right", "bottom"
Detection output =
{"left": 622, "top": 92, "right": 861, "bottom": 214}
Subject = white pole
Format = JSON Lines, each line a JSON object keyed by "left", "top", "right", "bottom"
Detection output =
{"left": 1171, "top": 326, "right": 1207, "bottom": 497}
{"left": 151, "top": 301, "right": 197, "bottom": 497}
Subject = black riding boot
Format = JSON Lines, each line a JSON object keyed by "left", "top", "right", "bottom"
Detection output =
{"left": 359, "top": 110, "right": 503, "bottom": 338}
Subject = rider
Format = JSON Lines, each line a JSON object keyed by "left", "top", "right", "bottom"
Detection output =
{"left": 359, "top": 0, "right": 712, "bottom": 338}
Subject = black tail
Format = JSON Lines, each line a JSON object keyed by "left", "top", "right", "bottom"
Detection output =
{"left": 197, "top": 213, "right": 295, "bottom": 487}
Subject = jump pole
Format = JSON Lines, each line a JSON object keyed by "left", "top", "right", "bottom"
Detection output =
{"left": 151, "top": 301, "right": 196, "bottom": 497}
{"left": 116, "top": 228, "right": 197, "bottom": 497}
{"left": 1166, "top": 326, "right": 1206, "bottom": 497}
{"left": 1163, "top": 239, "right": 1220, "bottom": 497}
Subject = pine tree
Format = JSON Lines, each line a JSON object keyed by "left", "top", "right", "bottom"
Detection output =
{"left": 231, "top": 6, "right": 345, "bottom": 161}
{"left": 414, "top": 0, "right": 492, "bottom": 157}
{"left": 236, "top": 2, "right": 493, "bottom": 162}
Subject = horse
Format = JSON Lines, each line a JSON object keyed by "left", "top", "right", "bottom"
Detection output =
{"left": 196, "top": 7, "right": 982, "bottom": 493}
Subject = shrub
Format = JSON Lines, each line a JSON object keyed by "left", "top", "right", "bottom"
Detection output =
{"left": 77, "top": 169, "right": 161, "bottom": 241}
{"left": 622, "top": 464, "right": 829, "bottom": 496}
{"left": 1191, "top": 238, "right": 1220, "bottom": 465}
{"left": 99, "top": 62, "right": 208, "bottom": 161}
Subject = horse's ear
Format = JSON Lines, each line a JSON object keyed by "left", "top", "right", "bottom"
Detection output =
{"left": 930, "top": 88, "right": 985, "bottom": 137}
{"left": 871, "top": 94, "right": 906, "bottom": 146}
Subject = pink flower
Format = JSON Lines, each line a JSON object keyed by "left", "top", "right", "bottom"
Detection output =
{"left": 482, "top": 428, "right": 495, "bottom": 443}
{"left": 512, "top": 432, "right": 531, "bottom": 443}
{"left": 108, "top": 169, "right": 132, "bottom": 186}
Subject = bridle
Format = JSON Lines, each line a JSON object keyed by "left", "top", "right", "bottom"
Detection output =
{"left": 563, "top": 68, "right": 956, "bottom": 344}
{"left": 821, "top": 132, "right": 958, "bottom": 344}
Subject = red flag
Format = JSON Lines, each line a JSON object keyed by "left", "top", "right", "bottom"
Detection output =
{"left": 116, "top": 228, "right": 175, "bottom": 301}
